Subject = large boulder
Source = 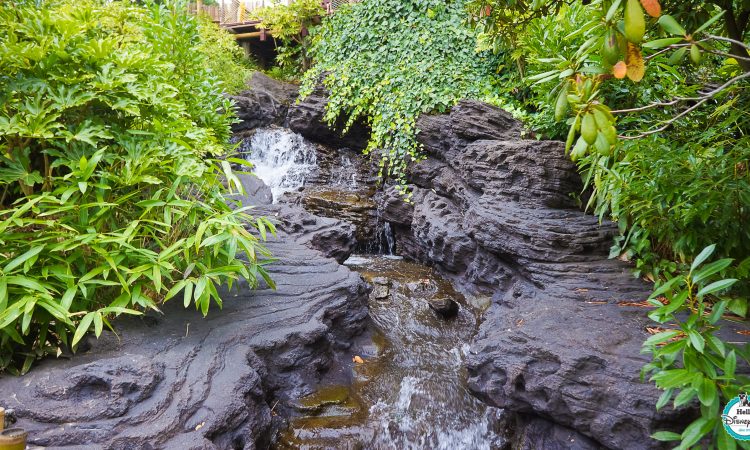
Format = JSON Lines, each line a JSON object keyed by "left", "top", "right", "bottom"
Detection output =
{"left": 0, "top": 211, "right": 368, "bottom": 449}
{"left": 377, "top": 99, "right": 706, "bottom": 449}
{"left": 287, "top": 84, "right": 370, "bottom": 151}
{"left": 229, "top": 72, "right": 298, "bottom": 133}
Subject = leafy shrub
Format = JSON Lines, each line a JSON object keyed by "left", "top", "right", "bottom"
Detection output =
{"left": 0, "top": 0, "right": 274, "bottom": 373}
{"left": 251, "top": 0, "right": 324, "bottom": 77}
{"left": 300, "top": 0, "right": 500, "bottom": 188}
{"left": 643, "top": 245, "right": 750, "bottom": 449}
{"left": 196, "top": 15, "right": 256, "bottom": 94}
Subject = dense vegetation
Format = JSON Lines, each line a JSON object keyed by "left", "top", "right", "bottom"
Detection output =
{"left": 299, "top": 0, "right": 501, "bottom": 189}
{"left": 0, "top": 0, "right": 272, "bottom": 373}
{"left": 251, "top": 0, "right": 323, "bottom": 79}
{"left": 293, "top": 0, "right": 748, "bottom": 446}
{"left": 469, "top": 1, "right": 750, "bottom": 447}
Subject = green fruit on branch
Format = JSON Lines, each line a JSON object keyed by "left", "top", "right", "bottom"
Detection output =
{"left": 602, "top": 28, "right": 621, "bottom": 65}
{"left": 581, "top": 112, "right": 599, "bottom": 145}
{"left": 624, "top": 0, "right": 646, "bottom": 43}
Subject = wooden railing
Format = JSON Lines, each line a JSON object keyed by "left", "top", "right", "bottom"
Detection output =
{"left": 189, "top": 0, "right": 352, "bottom": 27}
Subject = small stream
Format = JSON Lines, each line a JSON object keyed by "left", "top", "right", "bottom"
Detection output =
{"left": 241, "top": 128, "right": 503, "bottom": 449}
{"left": 277, "top": 256, "right": 502, "bottom": 449}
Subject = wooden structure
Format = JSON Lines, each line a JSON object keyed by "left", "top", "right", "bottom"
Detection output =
{"left": 189, "top": 0, "right": 352, "bottom": 36}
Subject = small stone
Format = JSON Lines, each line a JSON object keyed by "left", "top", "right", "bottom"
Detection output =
{"left": 428, "top": 297, "right": 459, "bottom": 318}
{"left": 372, "top": 284, "right": 390, "bottom": 299}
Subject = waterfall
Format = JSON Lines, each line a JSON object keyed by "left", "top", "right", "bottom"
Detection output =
{"left": 241, "top": 127, "right": 318, "bottom": 203}
{"left": 384, "top": 222, "right": 396, "bottom": 256}
{"left": 330, "top": 152, "right": 359, "bottom": 190}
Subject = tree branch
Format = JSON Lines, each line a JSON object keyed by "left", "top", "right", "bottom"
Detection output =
{"left": 616, "top": 70, "right": 750, "bottom": 139}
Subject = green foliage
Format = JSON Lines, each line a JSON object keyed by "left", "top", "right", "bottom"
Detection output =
{"left": 300, "top": 0, "right": 500, "bottom": 188}
{"left": 0, "top": 0, "right": 274, "bottom": 373}
{"left": 252, "top": 0, "right": 324, "bottom": 77}
{"left": 642, "top": 244, "right": 750, "bottom": 450}
{"left": 196, "top": 16, "right": 256, "bottom": 94}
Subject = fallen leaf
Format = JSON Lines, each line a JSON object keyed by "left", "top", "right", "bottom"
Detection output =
{"left": 618, "top": 300, "right": 655, "bottom": 307}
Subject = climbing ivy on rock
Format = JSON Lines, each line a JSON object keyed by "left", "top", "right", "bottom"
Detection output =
{"left": 300, "top": 0, "right": 500, "bottom": 190}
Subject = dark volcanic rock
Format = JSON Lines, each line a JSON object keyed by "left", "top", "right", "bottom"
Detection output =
{"left": 230, "top": 72, "right": 298, "bottom": 133}
{"left": 230, "top": 173, "right": 273, "bottom": 206}
{"left": 427, "top": 297, "right": 459, "bottom": 318}
{"left": 510, "top": 415, "right": 602, "bottom": 450}
{"left": 376, "top": 99, "right": 725, "bottom": 449}
{"left": 0, "top": 213, "right": 368, "bottom": 449}
{"left": 268, "top": 203, "right": 358, "bottom": 264}
{"left": 287, "top": 84, "right": 370, "bottom": 151}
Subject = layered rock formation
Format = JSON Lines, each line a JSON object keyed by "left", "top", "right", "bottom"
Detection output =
{"left": 378, "top": 100, "right": 691, "bottom": 449}
{"left": 0, "top": 193, "right": 368, "bottom": 449}
{"left": 230, "top": 72, "right": 298, "bottom": 133}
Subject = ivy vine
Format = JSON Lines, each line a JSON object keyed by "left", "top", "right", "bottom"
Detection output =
{"left": 300, "top": 0, "right": 500, "bottom": 190}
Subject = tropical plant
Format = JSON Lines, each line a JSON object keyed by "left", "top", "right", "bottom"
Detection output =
{"left": 300, "top": 0, "right": 501, "bottom": 190}
{"left": 643, "top": 244, "right": 750, "bottom": 449}
{"left": 196, "top": 14, "right": 257, "bottom": 94}
{"left": 251, "top": 0, "right": 324, "bottom": 75}
{"left": 0, "top": 0, "right": 274, "bottom": 374}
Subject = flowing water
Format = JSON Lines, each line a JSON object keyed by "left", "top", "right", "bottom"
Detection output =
{"left": 276, "top": 257, "right": 502, "bottom": 449}
{"left": 239, "top": 127, "right": 318, "bottom": 202}
{"left": 245, "top": 127, "right": 503, "bottom": 449}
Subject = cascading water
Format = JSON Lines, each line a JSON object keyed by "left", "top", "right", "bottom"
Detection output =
{"left": 245, "top": 126, "right": 504, "bottom": 449}
{"left": 383, "top": 222, "right": 396, "bottom": 256}
{"left": 239, "top": 127, "right": 318, "bottom": 202}
{"left": 330, "top": 152, "right": 359, "bottom": 190}
{"left": 277, "top": 257, "right": 503, "bottom": 449}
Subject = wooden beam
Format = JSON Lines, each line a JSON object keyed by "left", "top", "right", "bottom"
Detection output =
{"left": 233, "top": 31, "right": 266, "bottom": 39}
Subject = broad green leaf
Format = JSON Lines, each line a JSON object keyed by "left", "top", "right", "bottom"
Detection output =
{"left": 674, "top": 387, "right": 696, "bottom": 408}
{"left": 692, "top": 258, "right": 733, "bottom": 284}
{"left": 643, "top": 38, "right": 683, "bottom": 49}
{"left": 680, "top": 417, "right": 714, "bottom": 448}
{"left": 658, "top": 15, "right": 686, "bottom": 36}
{"left": 688, "top": 330, "right": 705, "bottom": 353}
{"left": 72, "top": 312, "right": 95, "bottom": 347}
{"left": 690, "top": 244, "right": 716, "bottom": 272}
{"left": 93, "top": 311, "right": 103, "bottom": 337}
{"left": 651, "top": 431, "right": 681, "bottom": 441}
{"left": 3, "top": 245, "right": 45, "bottom": 273}
{"left": 697, "top": 378, "right": 716, "bottom": 406}
{"left": 697, "top": 279, "right": 737, "bottom": 297}
{"left": 725, "top": 350, "right": 736, "bottom": 377}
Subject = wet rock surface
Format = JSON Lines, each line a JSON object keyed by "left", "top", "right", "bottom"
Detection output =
{"left": 377, "top": 100, "right": 715, "bottom": 449}
{"left": 0, "top": 189, "right": 368, "bottom": 449}
{"left": 230, "top": 72, "right": 298, "bottom": 133}
{"left": 427, "top": 297, "right": 459, "bottom": 318}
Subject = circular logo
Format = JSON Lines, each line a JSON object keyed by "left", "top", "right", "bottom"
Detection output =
{"left": 723, "top": 395, "right": 750, "bottom": 440}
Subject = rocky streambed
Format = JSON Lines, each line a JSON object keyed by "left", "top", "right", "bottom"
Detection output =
{"left": 1, "top": 72, "right": 746, "bottom": 449}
